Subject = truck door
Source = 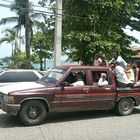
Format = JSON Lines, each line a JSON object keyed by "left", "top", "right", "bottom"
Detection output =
{"left": 54, "top": 70, "right": 92, "bottom": 112}
{"left": 90, "top": 70, "right": 116, "bottom": 110}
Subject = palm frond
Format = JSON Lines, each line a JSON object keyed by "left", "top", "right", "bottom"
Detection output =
{"left": 2, "top": 28, "right": 17, "bottom": 36}
{"left": 13, "top": 25, "right": 22, "bottom": 32}
{"left": 0, "top": 37, "right": 12, "bottom": 44}
{"left": 33, "top": 20, "right": 47, "bottom": 32}
{"left": 0, "top": 17, "right": 18, "bottom": 25}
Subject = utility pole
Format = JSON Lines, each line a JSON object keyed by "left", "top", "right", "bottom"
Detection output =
{"left": 54, "top": 0, "right": 62, "bottom": 66}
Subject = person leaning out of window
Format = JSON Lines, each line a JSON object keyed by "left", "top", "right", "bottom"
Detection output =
{"left": 97, "top": 73, "right": 108, "bottom": 86}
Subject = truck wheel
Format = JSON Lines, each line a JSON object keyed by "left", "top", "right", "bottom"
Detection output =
{"left": 19, "top": 100, "right": 47, "bottom": 126}
{"left": 116, "top": 98, "right": 134, "bottom": 116}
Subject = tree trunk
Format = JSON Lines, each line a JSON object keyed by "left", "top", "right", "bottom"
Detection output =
{"left": 25, "top": 0, "right": 31, "bottom": 68}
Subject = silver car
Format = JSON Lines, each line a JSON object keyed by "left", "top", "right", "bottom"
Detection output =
{"left": 0, "top": 69, "right": 43, "bottom": 87}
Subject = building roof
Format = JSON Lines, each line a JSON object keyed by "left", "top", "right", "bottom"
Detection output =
{"left": 130, "top": 47, "right": 140, "bottom": 58}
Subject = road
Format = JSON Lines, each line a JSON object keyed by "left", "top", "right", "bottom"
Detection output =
{"left": 0, "top": 107, "right": 140, "bottom": 140}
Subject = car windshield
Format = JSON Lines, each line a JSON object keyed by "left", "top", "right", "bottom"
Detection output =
{"left": 38, "top": 68, "right": 67, "bottom": 85}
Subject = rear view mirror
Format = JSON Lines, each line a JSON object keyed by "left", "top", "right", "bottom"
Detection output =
{"left": 61, "top": 82, "right": 68, "bottom": 91}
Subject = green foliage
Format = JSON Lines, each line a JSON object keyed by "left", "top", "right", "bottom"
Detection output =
{"left": 0, "top": 28, "right": 26, "bottom": 68}
{"left": 0, "top": 28, "right": 19, "bottom": 51}
{"left": 10, "top": 49, "right": 28, "bottom": 68}
{"left": 20, "top": 59, "right": 33, "bottom": 69}
{"left": 0, "top": 57, "right": 11, "bottom": 68}
{"left": 0, "top": 50, "right": 31, "bottom": 69}
{"left": 0, "top": 0, "right": 140, "bottom": 67}
{"left": 0, "top": 0, "right": 48, "bottom": 68}
{"left": 31, "top": 32, "right": 53, "bottom": 70}
{"left": 52, "top": 0, "right": 140, "bottom": 65}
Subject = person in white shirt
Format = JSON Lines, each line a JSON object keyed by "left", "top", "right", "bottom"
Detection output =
{"left": 97, "top": 73, "right": 108, "bottom": 86}
{"left": 109, "top": 52, "right": 127, "bottom": 69}
{"left": 114, "top": 62, "right": 134, "bottom": 87}
{"left": 71, "top": 72, "right": 84, "bottom": 86}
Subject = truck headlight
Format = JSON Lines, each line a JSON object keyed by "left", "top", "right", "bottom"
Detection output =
{"left": 4, "top": 95, "right": 15, "bottom": 104}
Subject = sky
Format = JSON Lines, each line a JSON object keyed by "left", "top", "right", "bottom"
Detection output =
{"left": 0, "top": 0, "right": 16, "bottom": 58}
{"left": 0, "top": 0, "right": 140, "bottom": 59}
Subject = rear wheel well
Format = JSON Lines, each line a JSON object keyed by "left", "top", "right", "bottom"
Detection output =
{"left": 118, "top": 97, "right": 136, "bottom": 105}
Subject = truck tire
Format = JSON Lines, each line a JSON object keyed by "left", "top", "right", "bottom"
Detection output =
{"left": 115, "top": 98, "right": 134, "bottom": 116}
{"left": 19, "top": 100, "right": 47, "bottom": 126}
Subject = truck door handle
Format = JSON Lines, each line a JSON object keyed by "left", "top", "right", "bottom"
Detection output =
{"left": 83, "top": 88, "right": 89, "bottom": 93}
{"left": 105, "top": 88, "right": 110, "bottom": 90}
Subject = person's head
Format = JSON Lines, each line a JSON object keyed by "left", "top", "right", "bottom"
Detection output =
{"left": 95, "top": 54, "right": 100, "bottom": 59}
{"left": 133, "top": 63, "right": 138, "bottom": 69}
{"left": 112, "top": 52, "right": 119, "bottom": 59}
{"left": 76, "top": 72, "right": 83, "bottom": 80}
{"left": 102, "top": 54, "right": 106, "bottom": 60}
{"left": 101, "top": 73, "right": 107, "bottom": 80}
{"left": 127, "top": 63, "right": 132, "bottom": 69}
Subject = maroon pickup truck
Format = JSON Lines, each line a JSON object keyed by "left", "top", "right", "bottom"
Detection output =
{"left": 0, "top": 65, "right": 140, "bottom": 126}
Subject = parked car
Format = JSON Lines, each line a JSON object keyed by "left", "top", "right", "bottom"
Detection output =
{"left": 0, "top": 69, "right": 43, "bottom": 87}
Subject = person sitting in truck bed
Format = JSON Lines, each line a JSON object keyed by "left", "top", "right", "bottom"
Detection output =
{"left": 114, "top": 61, "right": 134, "bottom": 88}
{"left": 97, "top": 73, "right": 108, "bottom": 86}
{"left": 109, "top": 52, "right": 127, "bottom": 70}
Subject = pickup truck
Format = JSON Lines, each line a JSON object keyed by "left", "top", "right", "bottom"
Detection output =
{"left": 0, "top": 65, "right": 140, "bottom": 126}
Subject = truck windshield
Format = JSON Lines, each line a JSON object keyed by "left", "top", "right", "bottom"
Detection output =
{"left": 38, "top": 68, "right": 67, "bottom": 85}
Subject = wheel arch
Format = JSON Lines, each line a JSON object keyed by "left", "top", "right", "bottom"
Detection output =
{"left": 20, "top": 97, "right": 50, "bottom": 112}
{"left": 117, "top": 96, "right": 136, "bottom": 105}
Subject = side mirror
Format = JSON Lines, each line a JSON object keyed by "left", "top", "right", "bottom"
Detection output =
{"left": 61, "top": 86, "right": 65, "bottom": 91}
{"left": 61, "top": 81, "right": 68, "bottom": 91}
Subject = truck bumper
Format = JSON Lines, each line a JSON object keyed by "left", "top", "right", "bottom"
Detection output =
{"left": 0, "top": 102, "right": 21, "bottom": 116}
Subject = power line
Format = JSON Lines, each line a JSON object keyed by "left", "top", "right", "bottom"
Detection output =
{"left": 1, "top": 0, "right": 12, "bottom": 3}
{"left": 0, "top": 3, "right": 138, "bottom": 31}
{"left": 0, "top": 3, "right": 55, "bottom": 15}
{"left": 1, "top": 0, "right": 139, "bottom": 13}
{"left": 0, "top": 2, "right": 139, "bottom": 20}
{"left": 1, "top": 0, "right": 63, "bottom": 11}
{"left": 33, "top": 9, "right": 54, "bottom": 16}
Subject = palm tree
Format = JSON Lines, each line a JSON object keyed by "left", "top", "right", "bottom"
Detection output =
{"left": 0, "top": 28, "right": 18, "bottom": 57}
{"left": 0, "top": 0, "right": 47, "bottom": 68}
{"left": 0, "top": 28, "right": 24, "bottom": 65}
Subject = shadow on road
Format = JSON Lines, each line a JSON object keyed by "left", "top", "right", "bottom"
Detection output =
{"left": 44, "top": 106, "right": 140, "bottom": 124}
{"left": 0, "top": 112, "right": 22, "bottom": 128}
{"left": 0, "top": 107, "right": 140, "bottom": 127}
{"left": 44, "top": 110, "right": 115, "bottom": 124}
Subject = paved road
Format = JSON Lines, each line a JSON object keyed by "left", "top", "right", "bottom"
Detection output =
{"left": 0, "top": 107, "right": 140, "bottom": 140}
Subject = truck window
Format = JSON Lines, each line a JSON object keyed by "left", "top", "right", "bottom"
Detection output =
{"left": 92, "top": 71, "right": 109, "bottom": 85}
{"left": 64, "top": 70, "right": 87, "bottom": 85}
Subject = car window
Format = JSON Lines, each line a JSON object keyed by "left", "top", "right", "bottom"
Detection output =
{"left": 0, "top": 71, "right": 39, "bottom": 82}
{"left": 16, "top": 72, "right": 39, "bottom": 81}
